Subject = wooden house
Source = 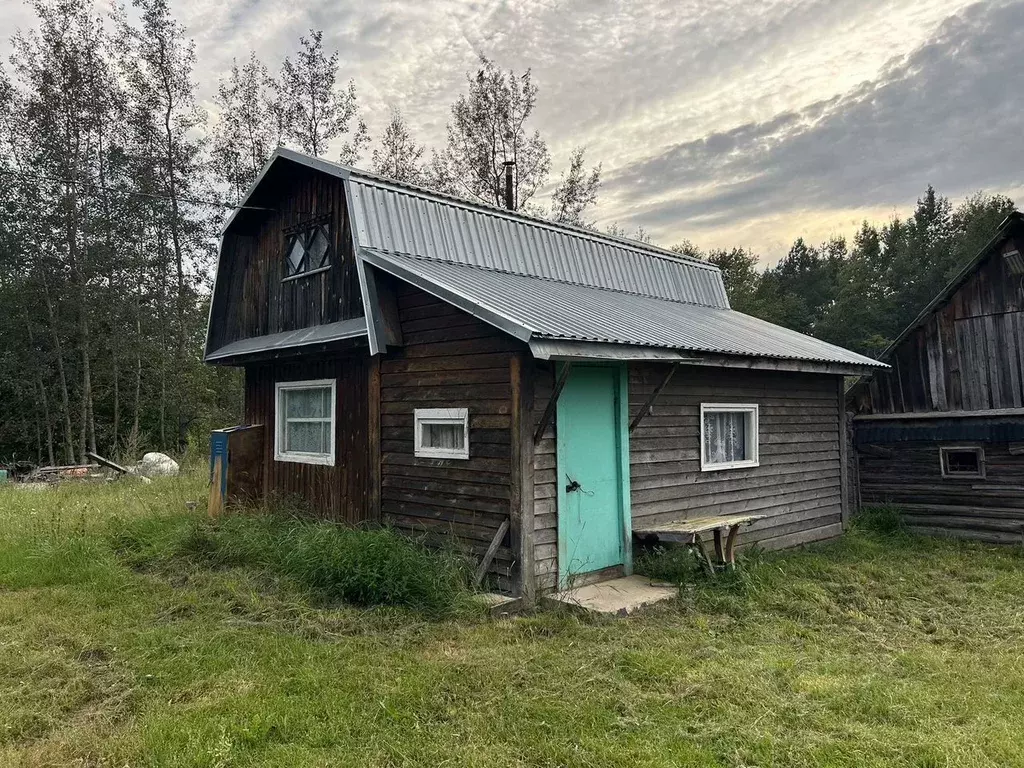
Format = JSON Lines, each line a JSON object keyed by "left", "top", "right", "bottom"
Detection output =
{"left": 849, "top": 213, "right": 1024, "bottom": 543}
{"left": 205, "top": 148, "right": 882, "bottom": 598}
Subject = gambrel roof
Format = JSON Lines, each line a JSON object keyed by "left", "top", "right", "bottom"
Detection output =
{"left": 209, "top": 148, "right": 882, "bottom": 372}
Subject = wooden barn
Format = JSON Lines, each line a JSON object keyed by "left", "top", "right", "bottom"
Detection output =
{"left": 849, "top": 212, "right": 1024, "bottom": 543}
{"left": 205, "top": 147, "right": 882, "bottom": 599}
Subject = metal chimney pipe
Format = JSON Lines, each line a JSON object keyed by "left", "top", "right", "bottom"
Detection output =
{"left": 502, "top": 161, "right": 515, "bottom": 210}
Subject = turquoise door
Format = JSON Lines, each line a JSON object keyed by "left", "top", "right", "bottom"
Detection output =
{"left": 556, "top": 365, "right": 630, "bottom": 586}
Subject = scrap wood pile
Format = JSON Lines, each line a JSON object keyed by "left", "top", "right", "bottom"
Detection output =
{"left": 1, "top": 452, "right": 180, "bottom": 487}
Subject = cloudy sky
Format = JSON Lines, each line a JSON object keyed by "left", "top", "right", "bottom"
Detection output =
{"left": 3, "top": 0, "right": 1022, "bottom": 261}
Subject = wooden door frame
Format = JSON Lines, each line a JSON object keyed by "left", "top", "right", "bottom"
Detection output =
{"left": 555, "top": 362, "right": 632, "bottom": 588}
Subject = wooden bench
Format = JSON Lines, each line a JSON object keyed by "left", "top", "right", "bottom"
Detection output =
{"left": 633, "top": 514, "right": 766, "bottom": 573}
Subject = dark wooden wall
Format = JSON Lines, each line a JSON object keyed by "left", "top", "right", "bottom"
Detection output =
{"left": 244, "top": 354, "right": 370, "bottom": 523}
{"left": 629, "top": 365, "right": 845, "bottom": 551}
{"left": 209, "top": 164, "right": 363, "bottom": 351}
{"left": 861, "top": 236, "right": 1024, "bottom": 415}
{"left": 378, "top": 283, "right": 525, "bottom": 592}
{"left": 859, "top": 438, "right": 1024, "bottom": 544}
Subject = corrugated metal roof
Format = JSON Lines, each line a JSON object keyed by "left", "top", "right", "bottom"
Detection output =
{"left": 205, "top": 316, "right": 367, "bottom": 363}
{"left": 362, "top": 249, "right": 882, "bottom": 368}
{"left": 346, "top": 173, "right": 729, "bottom": 309}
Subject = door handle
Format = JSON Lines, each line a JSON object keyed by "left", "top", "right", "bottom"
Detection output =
{"left": 565, "top": 477, "right": 581, "bottom": 493}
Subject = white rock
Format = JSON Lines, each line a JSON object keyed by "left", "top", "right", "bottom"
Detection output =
{"left": 137, "top": 452, "right": 179, "bottom": 478}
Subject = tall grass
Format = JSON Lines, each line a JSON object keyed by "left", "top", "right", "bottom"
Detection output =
{"left": 111, "top": 513, "right": 477, "bottom": 616}
{"left": 0, "top": 474, "right": 478, "bottom": 617}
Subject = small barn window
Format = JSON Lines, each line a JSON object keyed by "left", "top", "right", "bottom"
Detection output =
{"left": 940, "top": 446, "right": 984, "bottom": 478}
{"left": 283, "top": 223, "right": 332, "bottom": 279}
{"left": 414, "top": 408, "right": 469, "bottom": 459}
{"left": 275, "top": 379, "right": 336, "bottom": 465}
{"left": 700, "top": 404, "right": 759, "bottom": 471}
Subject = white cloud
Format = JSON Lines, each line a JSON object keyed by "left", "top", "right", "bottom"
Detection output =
{"left": 4, "top": 0, "right": 1015, "bottom": 261}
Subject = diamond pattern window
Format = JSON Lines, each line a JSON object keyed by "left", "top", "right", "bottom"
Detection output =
{"left": 284, "top": 222, "right": 332, "bottom": 278}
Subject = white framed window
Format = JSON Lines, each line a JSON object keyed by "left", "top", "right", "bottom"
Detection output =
{"left": 700, "top": 403, "right": 759, "bottom": 471}
{"left": 414, "top": 408, "right": 469, "bottom": 460}
{"left": 940, "top": 445, "right": 984, "bottom": 478}
{"left": 274, "top": 379, "right": 336, "bottom": 465}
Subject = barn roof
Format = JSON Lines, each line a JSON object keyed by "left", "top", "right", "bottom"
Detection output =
{"left": 875, "top": 212, "right": 1024, "bottom": 363}
{"left": 211, "top": 148, "right": 883, "bottom": 371}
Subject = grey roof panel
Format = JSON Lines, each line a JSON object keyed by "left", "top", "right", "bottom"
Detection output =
{"left": 363, "top": 249, "right": 883, "bottom": 368}
{"left": 346, "top": 176, "right": 729, "bottom": 309}
{"left": 205, "top": 317, "right": 367, "bottom": 362}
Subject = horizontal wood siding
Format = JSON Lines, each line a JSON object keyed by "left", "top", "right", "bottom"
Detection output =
{"left": 210, "top": 165, "right": 362, "bottom": 351}
{"left": 862, "top": 238, "right": 1024, "bottom": 415}
{"left": 530, "top": 361, "right": 559, "bottom": 593}
{"left": 859, "top": 436, "right": 1024, "bottom": 544}
{"left": 244, "top": 354, "right": 370, "bottom": 524}
{"left": 629, "top": 365, "right": 844, "bottom": 550}
{"left": 379, "top": 284, "right": 523, "bottom": 592}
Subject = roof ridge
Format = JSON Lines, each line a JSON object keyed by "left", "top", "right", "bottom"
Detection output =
{"left": 360, "top": 247, "right": 727, "bottom": 311}
{"left": 269, "top": 147, "right": 716, "bottom": 273}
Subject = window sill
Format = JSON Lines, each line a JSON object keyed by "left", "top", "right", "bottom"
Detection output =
{"left": 282, "top": 265, "right": 331, "bottom": 283}
{"left": 415, "top": 449, "right": 470, "bottom": 461}
{"left": 700, "top": 459, "right": 759, "bottom": 472}
{"left": 274, "top": 451, "right": 335, "bottom": 466}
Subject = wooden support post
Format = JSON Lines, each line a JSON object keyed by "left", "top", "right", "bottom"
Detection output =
{"left": 691, "top": 533, "right": 716, "bottom": 575}
{"left": 724, "top": 524, "right": 740, "bottom": 568}
{"left": 713, "top": 528, "right": 725, "bottom": 563}
{"left": 209, "top": 454, "right": 225, "bottom": 517}
{"left": 475, "top": 518, "right": 510, "bottom": 588}
{"left": 533, "top": 361, "right": 572, "bottom": 444}
{"left": 509, "top": 352, "right": 536, "bottom": 601}
{"left": 629, "top": 363, "right": 678, "bottom": 433}
{"left": 838, "top": 376, "right": 850, "bottom": 530}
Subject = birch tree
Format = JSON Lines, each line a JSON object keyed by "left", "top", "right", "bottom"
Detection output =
{"left": 278, "top": 30, "right": 368, "bottom": 163}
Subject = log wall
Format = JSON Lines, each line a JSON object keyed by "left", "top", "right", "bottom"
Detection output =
{"left": 378, "top": 283, "right": 525, "bottom": 592}
{"left": 857, "top": 431, "right": 1024, "bottom": 544}
{"left": 528, "top": 362, "right": 846, "bottom": 594}
{"left": 629, "top": 364, "right": 845, "bottom": 551}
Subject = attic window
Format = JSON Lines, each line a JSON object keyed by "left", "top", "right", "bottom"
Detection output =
{"left": 1004, "top": 248, "right": 1024, "bottom": 276}
{"left": 284, "top": 222, "right": 332, "bottom": 278}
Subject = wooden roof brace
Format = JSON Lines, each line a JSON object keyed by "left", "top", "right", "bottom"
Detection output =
{"left": 533, "top": 362, "right": 573, "bottom": 444}
{"left": 628, "top": 363, "right": 679, "bottom": 433}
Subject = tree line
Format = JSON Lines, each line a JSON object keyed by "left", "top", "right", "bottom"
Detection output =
{"left": 678, "top": 187, "right": 1016, "bottom": 357}
{"left": 0, "top": 0, "right": 1016, "bottom": 466}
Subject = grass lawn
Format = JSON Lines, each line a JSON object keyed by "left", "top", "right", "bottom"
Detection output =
{"left": 3, "top": 476, "right": 1024, "bottom": 767}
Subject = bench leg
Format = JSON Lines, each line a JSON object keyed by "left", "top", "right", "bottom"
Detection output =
{"left": 724, "top": 524, "right": 740, "bottom": 569}
{"left": 692, "top": 533, "right": 716, "bottom": 576}
{"left": 713, "top": 528, "right": 725, "bottom": 565}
